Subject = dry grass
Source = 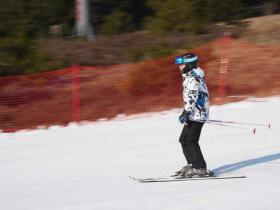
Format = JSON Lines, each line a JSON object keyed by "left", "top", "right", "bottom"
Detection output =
{"left": 240, "top": 14, "right": 280, "bottom": 44}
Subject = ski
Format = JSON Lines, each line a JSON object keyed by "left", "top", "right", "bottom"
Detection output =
{"left": 129, "top": 175, "right": 247, "bottom": 183}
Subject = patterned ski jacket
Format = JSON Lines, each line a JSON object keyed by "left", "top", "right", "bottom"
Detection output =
{"left": 182, "top": 67, "right": 209, "bottom": 122}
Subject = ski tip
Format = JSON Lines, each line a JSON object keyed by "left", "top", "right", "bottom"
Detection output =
{"left": 129, "top": 176, "right": 138, "bottom": 181}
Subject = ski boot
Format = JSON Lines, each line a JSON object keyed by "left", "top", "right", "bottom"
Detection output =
{"left": 172, "top": 164, "right": 193, "bottom": 177}
{"left": 183, "top": 168, "right": 214, "bottom": 178}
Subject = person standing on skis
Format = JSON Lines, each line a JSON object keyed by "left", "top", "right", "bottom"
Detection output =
{"left": 174, "top": 53, "right": 210, "bottom": 177}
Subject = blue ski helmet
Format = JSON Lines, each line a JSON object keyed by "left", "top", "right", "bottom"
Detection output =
{"left": 175, "top": 53, "right": 198, "bottom": 74}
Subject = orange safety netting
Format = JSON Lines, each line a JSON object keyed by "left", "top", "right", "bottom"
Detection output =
{"left": 0, "top": 61, "right": 183, "bottom": 132}
{"left": 1, "top": 37, "right": 280, "bottom": 132}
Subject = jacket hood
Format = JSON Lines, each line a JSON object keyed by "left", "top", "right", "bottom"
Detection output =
{"left": 192, "top": 67, "right": 204, "bottom": 78}
{"left": 183, "top": 67, "right": 205, "bottom": 79}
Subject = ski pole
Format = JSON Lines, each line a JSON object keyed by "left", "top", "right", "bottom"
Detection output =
{"left": 206, "top": 121, "right": 257, "bottom": 134}
{"left": 206, "top": 121, "right": 251, "bottom": 131}
{"left": 207, "top": 119, "right": 271, "bottom": 128}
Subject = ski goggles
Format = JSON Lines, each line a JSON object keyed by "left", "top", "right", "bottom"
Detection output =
{"left": 174, "top": 56, "right": 198, "bottom": 65}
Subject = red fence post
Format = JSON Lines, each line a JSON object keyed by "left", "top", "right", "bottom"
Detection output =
{"left": 72, "top": 64, "right": 80, "bottom": 123}
{"left": 217, "top": 33, "right": 231, "bottom": 100}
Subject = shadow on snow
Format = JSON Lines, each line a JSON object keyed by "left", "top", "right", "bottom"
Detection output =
{"left": 212, "top": 152, "right": 280, "bottom": 175}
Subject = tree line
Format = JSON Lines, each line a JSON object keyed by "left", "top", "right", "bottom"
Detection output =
{"left": 0, "top": 0, "right": 279, "bottom": 76}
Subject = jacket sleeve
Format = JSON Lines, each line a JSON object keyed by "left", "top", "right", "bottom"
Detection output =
{"left": 183, "top": 76, "right": 200, "bottom": 113}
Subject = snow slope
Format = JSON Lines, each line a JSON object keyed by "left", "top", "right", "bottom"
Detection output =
{"left": 0, "top": 97, "right": 280, "bottom": 210}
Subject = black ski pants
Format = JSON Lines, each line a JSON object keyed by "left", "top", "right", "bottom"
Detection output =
{"left": 179, "top": 121, "right": 207, "bottom": 169}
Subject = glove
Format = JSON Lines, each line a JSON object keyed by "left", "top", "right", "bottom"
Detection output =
{"left": 179, "top": 110, "right": 190, "bottom": 124}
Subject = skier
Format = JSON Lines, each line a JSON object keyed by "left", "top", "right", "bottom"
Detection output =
{"left": 174, "top": 53, "right": 210, "bottom": 177}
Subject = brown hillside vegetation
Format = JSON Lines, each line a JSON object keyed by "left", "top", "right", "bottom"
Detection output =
{"left": 240, "top": 14, "right": 280, "bottom": 44}
{"left": 41, "top": 15, "right": 280, "bottom": 69}
{"left": 0, "top": 37, "right": 279, "bottom": 131}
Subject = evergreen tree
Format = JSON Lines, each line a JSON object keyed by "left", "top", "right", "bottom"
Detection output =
{"left": 0, "top": 0, "right": 271, "bottom": 75}
{"left": 145, "top": 0, "right": 245, "bottom": 33}
{"left": 0, "top": 0, "right": 67, "bottom": 76}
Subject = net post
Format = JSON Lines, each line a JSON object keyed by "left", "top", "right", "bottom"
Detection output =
{"left": 71, "top": 64, "right": 80, "bottom": 123}
{"left": 216, "top": 32, "right": 231, "bottom": 103}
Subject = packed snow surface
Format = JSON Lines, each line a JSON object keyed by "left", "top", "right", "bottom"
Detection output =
{"left": 1, "top": 97, "right": 280, "bottom": 210}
